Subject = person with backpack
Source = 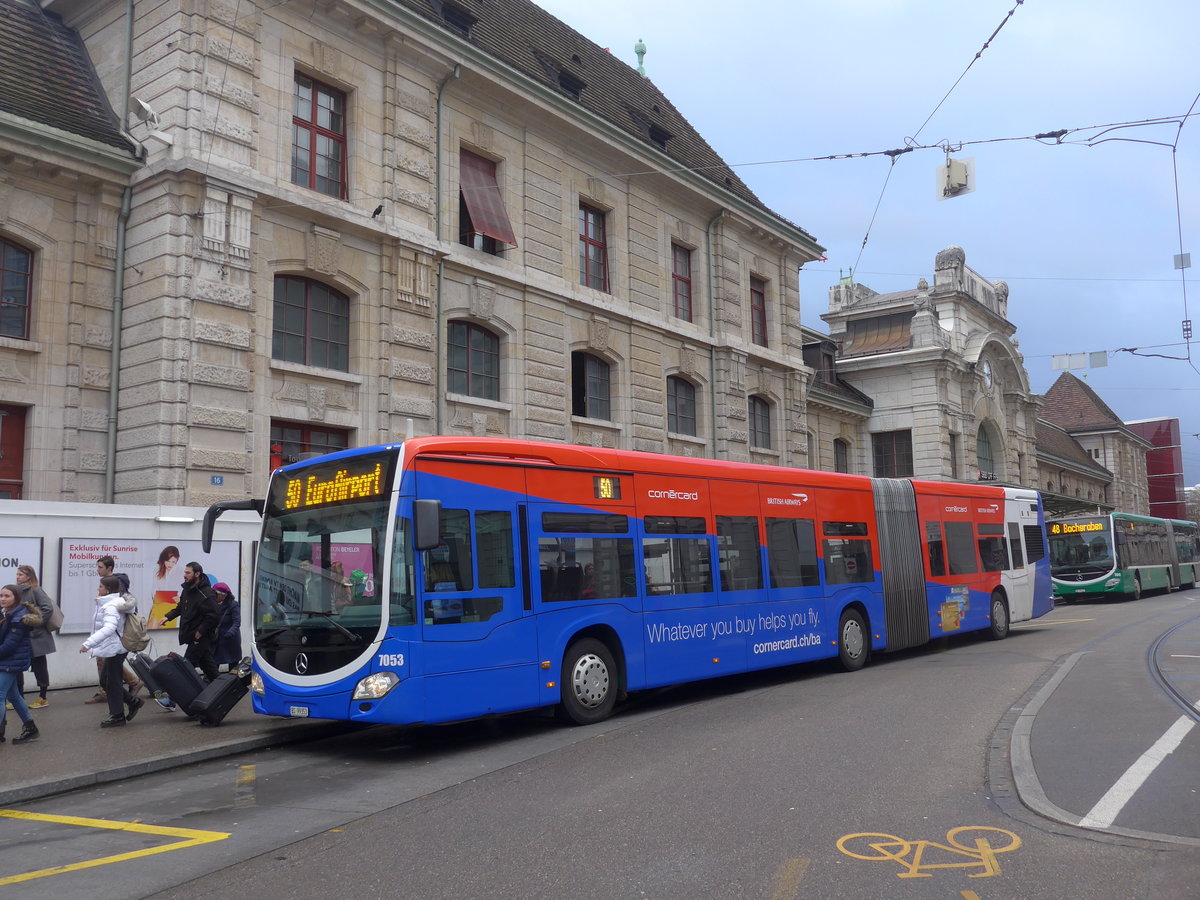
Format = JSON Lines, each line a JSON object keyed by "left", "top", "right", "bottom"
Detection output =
{"left": 86, "top": 556, "right": 143, "bottom": 705}
{"left": 15, "top": 565, "right": 56, "bottom": 708}
{"left": 155, "top": 562, "right": 220, "bottom": 682}
{"left": 0, "top": 583, "right": 42, "bottom": 744}
{"left": 79, "top": 574, "right": 144, "bottom": 727}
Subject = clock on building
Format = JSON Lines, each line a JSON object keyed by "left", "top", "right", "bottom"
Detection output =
{"left": 980, "top": 359, "right": 994, "bottom": 389}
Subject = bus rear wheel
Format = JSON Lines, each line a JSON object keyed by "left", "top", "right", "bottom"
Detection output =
{"left": 837, "top": 608, "right": 868, "bottom": 671}
{"left": 988, "top": 592, "right": 1010, "bottom": 640}
{"left": 557, "top": 638, "right": 617, "bottom": 725}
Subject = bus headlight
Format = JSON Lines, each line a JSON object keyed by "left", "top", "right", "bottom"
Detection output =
{"left": 353, "top": 671, "right": 400, "bottom": 700}
{"left": 250, "top": 671, "right": 265, "bottom": 695}
{"left": 1104, "top": 578, "right": 1121, "bottom": 587}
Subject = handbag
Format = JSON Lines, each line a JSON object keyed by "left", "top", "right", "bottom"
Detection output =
{"left": 46, "top": 601, "right": 64, "bottom": 633}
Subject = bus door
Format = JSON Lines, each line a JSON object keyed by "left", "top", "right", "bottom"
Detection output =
{"left": 632, "top": 473, "right": 728, "bottom": 686}
{"left": 526, "top": 495, "right": 642, "bottom": 692}
{"left": 1000, "top": 493, "right": 1040, "bottom": 622}
{"left": 413, "top": 458, "right": 538, "bottom": 722}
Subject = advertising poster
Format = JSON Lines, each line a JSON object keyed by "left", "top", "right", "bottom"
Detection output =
{"left": 0, "top": 537, "right": 44, "bottom": 587}
{"left": 59, "top": 538, "right": 240, "bottom": 633}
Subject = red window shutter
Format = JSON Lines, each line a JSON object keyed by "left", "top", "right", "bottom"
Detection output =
{"left": 459, "top": 151, "right": 517, "bottom": 246}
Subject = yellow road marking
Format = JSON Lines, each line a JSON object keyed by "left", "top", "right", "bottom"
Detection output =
{"left": 769, "top": 857, "right": 810, "bottom": 900}
{"left": 837, "top": 827, "right": 1020, "bottom": 879}
{"left": 0, "top": 809, "right": 229, "bottom": 885}
{"left": 236, "top": 764, "right": 257, "bottom": 807}
{"left": 962, "top": 892, "right": 982, "bottom": 900}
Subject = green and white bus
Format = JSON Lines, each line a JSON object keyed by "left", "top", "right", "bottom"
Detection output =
{"left": 1049, "top": 512, "right": 1200, "bottom": 600}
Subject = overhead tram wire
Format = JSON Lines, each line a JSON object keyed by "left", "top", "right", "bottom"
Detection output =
{"left": 849, "top": 0, "right": 1027, "bottom": 276}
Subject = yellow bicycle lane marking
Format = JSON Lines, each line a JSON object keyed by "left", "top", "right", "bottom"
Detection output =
{"left": 837, "top": 826, "right": 1021, "bottom": 879}
{"left": 0, "top": 809, "right": 229, "bottom": 886}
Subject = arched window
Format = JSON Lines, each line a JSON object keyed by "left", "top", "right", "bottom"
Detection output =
{"left": 834, "top": 438, "right": 850, "bottom": 474}
{"left": 1, "top": 237, "right": 33, "bottom": 340}
{"left": 748, "top": 396, "right": 771, "bottom": 449}
{"left": 448, "top": 320, "right": 500, "bottom": 400}
{"left": 667, "top": 376, "right": 696, "bottom": 436}
{"left": 571, "top": 351, "right": 611, "bottom": 420}
{"left": 273, "top": 276, "right": 350, "bottom": 371}
{"left": 977, "top": 423, "right": 998, "bottom": 478}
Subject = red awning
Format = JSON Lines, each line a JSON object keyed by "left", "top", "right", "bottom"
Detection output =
{"left": 460, "top": 151, "right": 517, "bottom": 245}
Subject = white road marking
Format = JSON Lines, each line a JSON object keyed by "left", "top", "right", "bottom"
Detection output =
{"left": 1078, "top": 708, "right": 1199, "bottom": 829}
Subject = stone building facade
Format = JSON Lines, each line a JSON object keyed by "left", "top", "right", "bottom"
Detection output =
{"left": 821, "top": 246, "right": 1041, "bottom": 486}
{"left": 7, "top": 0, "right": 832, "bottom": 506}
{"left": 0, "top": 1, "right": 140, "bottom": 500}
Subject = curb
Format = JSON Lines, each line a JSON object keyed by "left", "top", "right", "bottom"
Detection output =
{"left": 0, "top": 720, "right": 352, "bottom": 807}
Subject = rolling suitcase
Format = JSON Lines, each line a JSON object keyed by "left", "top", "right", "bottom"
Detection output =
{"left": 128, "top": 651, "right": 165, "bottom": 696}
{"left": 149, "top": 652, "right": 206, "bottom": 715}
{"left": 190, "top": 671, "right": 249, "bottom": 726}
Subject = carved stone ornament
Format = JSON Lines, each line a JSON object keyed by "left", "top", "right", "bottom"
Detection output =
{"left": 307, "top": 226, "right": 342, "bottom": 276}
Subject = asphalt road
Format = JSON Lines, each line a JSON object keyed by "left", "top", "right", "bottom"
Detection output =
{"left": 4, "top": 589, "right": 1200, "bottom": 899}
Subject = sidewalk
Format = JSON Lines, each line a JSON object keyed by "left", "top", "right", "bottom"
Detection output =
{"left": 0, "top": 683, "right": 350, "bottom": 806}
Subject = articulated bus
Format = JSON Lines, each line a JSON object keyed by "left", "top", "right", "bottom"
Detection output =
{"left": 1048, "top": 512, "right": 1200, "bottom": 601}
{"left": 203, "top": 437, "right": 1054, "bottom": 726}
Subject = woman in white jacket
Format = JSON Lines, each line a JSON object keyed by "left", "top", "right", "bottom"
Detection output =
{"left": 79, "top": 575, "right": 144, "bottom": 727}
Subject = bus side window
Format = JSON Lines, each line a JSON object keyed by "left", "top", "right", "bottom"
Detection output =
{"left": 945, "top": 521, "right": 978, "bottom": 575}
{"left": 717, "top": 515, "right": 763, "bottom": 591}
{"left": 476, "top": 510, "right": 515, "bottom": 589}
{"left": 643, "top": 515, "right": 712, "bottom": 596}
{"left": 766, "top": 518, "right": 819, "bottom": 588}
{"left": 424, "top": 508, "right": 474, "bottom": 592}
{"left": 978, "top": 524, "right": 1008, "bottom": 573}
{"left": 1007, "top": 522, "right": 1024, "bottom": 569}
{"left": 822, "top": 521, "right": 873, "bottom": 585}
{"left": 926, "top": 521, "right": 945, "bottom": 576}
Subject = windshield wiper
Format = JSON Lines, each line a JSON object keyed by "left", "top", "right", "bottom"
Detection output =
{"left": 297, "top": 610, "right": 363, "bottom": 642}
{"left": 256, "top": 627, "right": 289, "bottom": 646}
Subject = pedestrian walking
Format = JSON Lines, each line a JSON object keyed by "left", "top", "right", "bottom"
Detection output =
{"left": 80, "top": 574, "right": 145, "bottom": 727}
{"left": 86, "top": 556, "right": 143, "bottom": 705}
{"left": 211, "top": 582, "right": 242, "bottom": 672}
{"left": 15, "top": 565, "right": 56, "bottom": 708}
{"left": 155, "top": 562, "right": 219, "bottom": 682}
{"left": 0, "top": 583, "right": 41, "bottom": 744}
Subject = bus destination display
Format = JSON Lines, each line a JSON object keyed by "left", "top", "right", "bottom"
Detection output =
{"left": 272, "top": 453, "right": 394, "bottom": 511}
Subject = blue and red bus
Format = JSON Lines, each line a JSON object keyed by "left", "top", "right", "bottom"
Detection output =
{"left": 203, "top": 437, "right": 1054, "bottom": 725}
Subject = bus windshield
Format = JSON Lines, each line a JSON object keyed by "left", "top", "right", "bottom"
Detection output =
{"left": 254, "top": 450, "right": 397, "bottom": 656}
{"left": 1048, "top": 517, "right": 1115, "bottom": 579}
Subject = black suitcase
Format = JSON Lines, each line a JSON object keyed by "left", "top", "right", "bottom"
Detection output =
{"left": 149, "top": 652, "right": 207, "bottom": 715}
{"left": 190, "top": 672, "right": 249, "bottom": 726}
{"left": 128, "top": 651, "right": 166, "bottom": 697}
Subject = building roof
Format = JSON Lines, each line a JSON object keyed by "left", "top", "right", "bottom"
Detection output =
{"left": 1039, "top": 372, "right": 1126, "bottom": 431}
{"left": 1035, "top": 418, "right": 1112, "bottom": 478}
{"left": 0, "top": 0, "right": 132, "bottom": 154}
{"left": 397, "top": 0, "right": 817, "bottom": 245}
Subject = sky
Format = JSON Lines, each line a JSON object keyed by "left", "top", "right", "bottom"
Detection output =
{"left": 532, "top": 0, "right": 1200, "bottom": 486}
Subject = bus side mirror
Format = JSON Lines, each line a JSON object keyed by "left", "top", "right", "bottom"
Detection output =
{"left": 413, "top": 499, "right": 442, "bottom": 551}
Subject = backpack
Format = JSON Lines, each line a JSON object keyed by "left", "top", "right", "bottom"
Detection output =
{"left": 120, "top": 595, "right": 150, "bottom": 653}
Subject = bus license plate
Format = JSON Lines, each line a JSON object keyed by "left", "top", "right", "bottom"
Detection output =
{"left": 289, "top": 706, "right": 310, "bottom": 717}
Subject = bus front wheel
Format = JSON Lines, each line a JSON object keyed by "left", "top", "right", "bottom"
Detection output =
{"left": 988, "top": 592, "right": 1010, "bottom": 640}
{"left": 1132, "top": 577, "right": 1142, "bottom": 601}
{"left": 837, "top": 608, "right": 868, "bottom": 671}
{"left": 557, "top": 638, "right": 617, "bottom": 725}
